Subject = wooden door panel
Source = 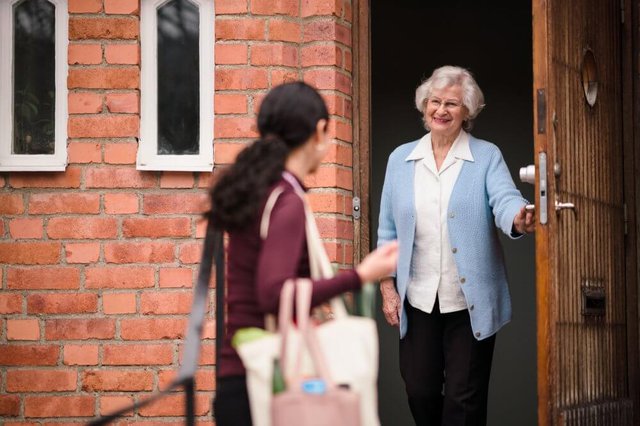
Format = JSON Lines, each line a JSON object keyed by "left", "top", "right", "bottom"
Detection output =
{"left": 535, "top": 0, "right": 634, "bottom": 424}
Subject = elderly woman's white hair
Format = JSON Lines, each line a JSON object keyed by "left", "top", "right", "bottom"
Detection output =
{"left": 415, "top": 66, "right": 485, "bottom": 131}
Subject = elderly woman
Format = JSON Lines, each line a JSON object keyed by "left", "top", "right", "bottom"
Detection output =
{"left": 377, "top": 65, "right": 535, "bottom": 426}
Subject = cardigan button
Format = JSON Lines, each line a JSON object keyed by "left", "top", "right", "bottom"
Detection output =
{"left": 475, "top": 332, "right": 481, "bottom": 338}
{"left": 460, "top": 277, "right": 466, "bottom": 284}
{"left": 449, "top": 212, "right": 455, "bottom": 218}
{"left": 469, "top": 304, "right": 474, "bottom": 311}
{"left": 452, "top": 247, "right": 457, "bottom": 253}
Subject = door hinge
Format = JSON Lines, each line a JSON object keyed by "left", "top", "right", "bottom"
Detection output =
{"left": 623, "top": 203, "right": 628, "bottom": 235}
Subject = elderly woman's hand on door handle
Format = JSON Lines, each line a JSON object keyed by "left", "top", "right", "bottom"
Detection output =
{"left": 513, "top": 205, "right": 536, "bottom": 234}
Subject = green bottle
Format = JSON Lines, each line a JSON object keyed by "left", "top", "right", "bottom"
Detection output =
{"left": 272, "top": 358, "right": 286, "bottom": 394}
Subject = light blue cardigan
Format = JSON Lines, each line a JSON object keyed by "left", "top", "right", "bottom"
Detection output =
{"left": 377, "top": 135, "right": 527, "bottom": 340}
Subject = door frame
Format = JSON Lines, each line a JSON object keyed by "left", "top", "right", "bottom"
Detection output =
{"left": 351, "top": 0, "right": 640, "bottom": 424}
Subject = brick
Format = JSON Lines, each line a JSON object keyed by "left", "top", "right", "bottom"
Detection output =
{"left": 214, "top": 142, "right": 247, "bottom": 164}
{"left": 0, "top": 243, "right": 61, "bottom": 265}
{"left": 0, "top": 294, "right": 22, "bottom": 314}
{"left": 69, "top": 0, "right": 102, "bottom": 13}
{"left": 159, "top": 267, "right": 193, "bottom": 288}
{"left": 7, "top": 319, "right": 40, "bottom": 340}
{"left": 215, "top": 68, "right": 268, "bottom": 90}
{"left": 301, "top": 0, "right": 342, "bottom": 17}
{"left": 344, "top": 49, "right": 352, "bottom": 72}
{"left": 214, "top": 117, "right": 259, "bottom": 138}
{"left": 214, "top": 94, "right": 248, "bottom": 114}
{"left": 7, "top": 370, "right": 77, "bottom": 392}
{"left": 46, "top": 319, "right": 116, "bottom": 340}
{"left": 68, "top": 142, "right": 102, "bottom": 163}
{"left": 197, "top": 171, "right": 214, "bottom": 188}
{"left": 29, "top": 193, "right": 101, "bottom": 214}
{"left": 303, "top": 69, "right": 351, "bottom": 95}
{"left": 331, "top": 119, "right": 353, "bottom": 142}
{"left": 307, "top": 192, "right": 346, "bottom": 213}
{"left": 103, "top": 344, "right": 173, "bottom": 365}
{"left": 323, "top": 93, "right": 345, "bottom": 116}
{"left": 140, "top": 292, "right": 193, "bottom": 314}
{"left": 86, "top": 168, "right": 156, "bottom": 188}
{"left": 0, "top": 395, "right": 20, "bottom": 416}
{"left": 315, "top": 216, "right": 354, "bottom": 240}
{"left": 104, "top": 193, "right": 139, "bottom": 214}
{"left": 0, "top": 345, "right": 59, "bottom": 366}
{"left": 28, "top": 293, "right": 98, "bottom": 314}
{"left": 102, "top": 293, "right": 136, "bottom": 314}
{"left": 105, "top": 44, "right": 139, "bottom": 64}
{"left": 216, "top": 0, "right": 248, "bottom": 14}
{"left": 215, "top": 44, "right": 248, "bottom": 65}
{"left": 9, "top": 168, "right": 82, "bottom": 188}
{"left": 143, "top": 193, "right": 208, "bottom": 215}
{"left": 86, "top": 267, "right": 154, "bottom": 289}
{"left": 268, "top": 20, "right": 301, "bottom": 43}
{"left": 63, "top": 344, "right": 99, "bottom": 365}
{"left": 178, "top": 242, "right": 202, "bottom": 264}
{"left": 82, "top": 370, "right": 153, "bottom": 391}
{"left": 65, "top": 242, "right": 101, "bottom": 264}
{"left": 105, "top": 0, "right": 139, "bottom": 15}
{"left": 104, "top": 142, "right": 137, "bottom": 164}
{"left": 70, "top": 18, "right": 138, "bottom": 40}
{"left": 139, "top": 393, "right": 210, "bottom": 417}
{"left": 104, "top": 241, "right": 175, "bottom": 263}
{"left": 303, "top": 20, "right": 351, "bottom": 45}
{"left": 7, "top": 267, "right": 79, "bottom": 289}
{"left": 158, "top": 369, "right": 215, "bottom": 391}
{"left": 99, "top": 396, "right": 134, "bottom": 416}
{"left": 69, "top": 115, "right": 139, "bottom": 137}
{"left": 122, "top": 217, "right": 191, "bottom": 238}
{"left": 216, "top": 19, "right": 265, "bottom": 41}
{"left": 0, "top": 194, "right": 24, "bottom": 214}
{"left": 251, "top": 43, "right": 298, "bottom": 66}
{"left": 270, "top": 69, "right": 299, "bottom": 86}
{"left": 306, "top": 166, "right": 352, "bottom": 190}
{"left": 68, "top": 92, "right": 103, "bottom": 113}
{"left": 47, "top": 217, "right": 118, "bottom": 239}
{"left": 120, "top": 318, "right": 186, "bottom": 340}
{"left": 9, "top": 218, "right": 43, "bottom": 239}
{"left": 68, "top": 44, "right": 102, "bottom": 65}
{"left": 105, "top": 92, "right": 139, "bottom": 113}
{"left": 324, "top": 143, "right": 352, "bottom": 167}
{"left": 69, "top": 67, "right": 139, "bottom": 89}
{"left": 251, "top": 0, "right": 297, "bottom": 15}
{"left": 159, "top": 172, "right": 195, "bottom": 188}
{"left": 301, "top": 44, "right": 341, "bottom": 67}
{"left": 24, "top": 396, "right": 95, "bottom": 418}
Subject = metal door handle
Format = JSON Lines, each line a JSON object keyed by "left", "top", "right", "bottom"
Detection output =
{"left": 555, "top": 201, "right": 575, "bottom": 211}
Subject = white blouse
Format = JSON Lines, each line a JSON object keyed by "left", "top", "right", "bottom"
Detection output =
{"left": 405, "top": 131, "right": 474, "bottom": 314}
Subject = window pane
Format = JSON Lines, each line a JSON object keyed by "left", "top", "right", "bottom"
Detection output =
{"left": 157, "top": 0, "right": 200, "bottom": 155}
{"left": 13, "top": 0, "right": 55, "bottom": 155}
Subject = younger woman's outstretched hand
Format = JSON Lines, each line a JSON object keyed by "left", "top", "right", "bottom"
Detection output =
{"left": 355, "top": 241, "right": 399, "bottom": 284}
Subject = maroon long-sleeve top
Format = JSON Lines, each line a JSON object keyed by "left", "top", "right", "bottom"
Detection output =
{"left": 218, "top": 175, "right": 362, "bottom": 378}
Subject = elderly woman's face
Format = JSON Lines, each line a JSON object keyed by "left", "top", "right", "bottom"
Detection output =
{"left": 424, "top": 85, "right": 468, "bottom": 137}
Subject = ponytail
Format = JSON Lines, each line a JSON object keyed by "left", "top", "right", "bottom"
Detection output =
{"left": 209, "top": 137, "right": 288, "bottom": 231}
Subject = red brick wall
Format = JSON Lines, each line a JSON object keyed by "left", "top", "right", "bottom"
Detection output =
{"left": 0, "top": 0, "right": 354, "bottom": 422}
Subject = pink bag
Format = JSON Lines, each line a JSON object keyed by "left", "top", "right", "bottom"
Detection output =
{"left": 271, "top": 279, "right": 361, "bottom": 426}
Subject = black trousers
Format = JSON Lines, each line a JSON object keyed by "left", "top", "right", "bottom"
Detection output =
{"left": 399, "top": 300, "right": 496, "bottom": 426}
{"left": 213, "top": 375, "right": 253, "bottom": 426}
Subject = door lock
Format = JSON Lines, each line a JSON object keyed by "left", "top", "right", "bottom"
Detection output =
{"left": 519, "top": 152, "right": 547, "bottom": 225}
{"left": 555, "top": 200, "right": 575, "bottom": 212}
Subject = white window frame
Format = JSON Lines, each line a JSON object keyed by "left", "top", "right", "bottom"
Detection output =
{"left": 0, "top": 0, "right": 68, "bottom": 171}
{"left": 138, "top": 0, "right": 214, "bottom": 172}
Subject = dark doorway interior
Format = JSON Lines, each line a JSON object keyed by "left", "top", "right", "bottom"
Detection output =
{"left": 370, "top": 1, "right": 536, "bottom": 425}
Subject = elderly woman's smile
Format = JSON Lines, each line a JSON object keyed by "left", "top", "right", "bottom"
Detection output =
{"left": 424, "top": 86, "right": 467, "bottom": 137}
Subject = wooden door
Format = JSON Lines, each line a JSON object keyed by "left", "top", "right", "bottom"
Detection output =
{"left": 533, "top": 0, "right": 638, "bottom": 424}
